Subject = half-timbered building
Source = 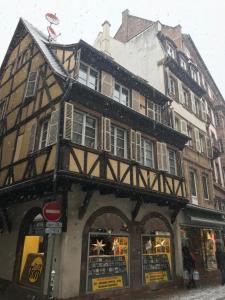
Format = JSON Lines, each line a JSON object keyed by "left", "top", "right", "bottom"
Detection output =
{"left": 0, "top": 19, "right": 189, "bottom": 299}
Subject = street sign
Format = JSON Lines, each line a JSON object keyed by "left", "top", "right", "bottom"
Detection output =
{"left": 46, "top": 222, "right": 62, "bottom": 228}
{"left": 45, "top": 227, "right": 62, "bottom": 234}
{"left": 43, "top": 201, "right": 62, "bottom": 222}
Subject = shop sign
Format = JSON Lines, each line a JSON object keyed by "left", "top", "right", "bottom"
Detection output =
{"left": 20, "top": 253, "right": 44, "bottom": 288}
{"left": 45, "top": 227, "right": 62, "bottom": 234}
{"left": 92, "top": 276, "right": 123, "bottom": 291}
{"left": 145, "top": 271, "right": 168, "bottom": 284}
{"left": 43, "top": 201, "right": 62, "bottom": 222}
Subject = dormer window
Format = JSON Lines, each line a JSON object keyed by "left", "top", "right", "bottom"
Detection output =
{"left": 180, "top": 57, "right": 187, "bottom": 71}
{"left": 78, "top": 62, "right": 99, "bottom": 91}
{"left": 167, "top": 42, "right": 176, "bottom": 59}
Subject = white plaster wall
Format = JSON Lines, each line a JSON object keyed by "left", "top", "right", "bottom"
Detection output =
{"left": 57, "top": 184, "right": 181, "bottom": 299}
{"left": 0, "top": 199, "right": 42, "bottom": 281}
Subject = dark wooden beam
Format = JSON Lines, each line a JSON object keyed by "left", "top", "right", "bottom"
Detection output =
{"left": 132, "top": 197, "right": 143, "bottom": 221}
{"left": 170, "top": 207, "right": 181, "bottom": 224}
{"left": 78, "top": 190, "right": 94, "bottom": 219}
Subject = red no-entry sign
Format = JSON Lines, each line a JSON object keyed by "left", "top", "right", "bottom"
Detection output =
{"left": 43, "top": 201, "right": 62, "bottom": 222}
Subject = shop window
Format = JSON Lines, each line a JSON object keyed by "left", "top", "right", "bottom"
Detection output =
{"left": 86, "top": 213, "right": 129, "bottom": 293}
{"left": 201, "top": 229, "right": 217, "bottom": 270}
{"left": 142, "top": 216, "right": 172, "bottom": 285}
{"left": 18, "top": 211, "right": 47, "bottom": 289}
{"left": 114, "top": 83, "right": 129, "bottom": 106}
{"left": 78, "top": 62, "right": 99, "bottom": 91}
{"left": 72, "top": 110, "right": 97, "bottom": 149}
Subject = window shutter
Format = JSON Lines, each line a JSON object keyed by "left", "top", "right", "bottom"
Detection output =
{"left": 48, "top": 110, "right": 59, "bottom": 145}
{"left": 162, "top": 143, "right": 169, "bottom": 171}
{"left": 28, "top": 122, "right": 37, "bottom": 153}
{"left": 64, "top": 102, "right": 74, "bottom": 140}
{"left": 206, "top": 136, "right": 213, "bottom": 158}
{"left": 132, "top": 90, "right": 140, "bottom": 112}
{"left": 181, "top": 119, "right": 188, "bottom": 135}
{"left": 74, "top": 48, "right": 81, "bottom": 80}
{"left": 103, "top": 117, "right": 111, "bottom": 152}
{"left": 25, "top": 71, "right": 39, "bottom": 98}
{"left": 194, "top": 128, "right": 201, "bottom": 152}
{"left": 130, "top": 129, "right": 136, "bottom": 160}
{"left": 101, "top": 71, "right": 114, "bottom": 98}
{"left": 157, "top": 142, "right": 163, "bottom": 170}
{"left": 136, "top": 132, "right": 141, "bottom": 162}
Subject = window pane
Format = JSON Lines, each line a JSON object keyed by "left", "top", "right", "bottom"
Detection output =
{"left": 168, "top": 149, "right": 176, "bottom": 175}
{"left": 190, "top": 170, "right": 197, "bottom": 196}
{"left": 89, "top": 69, "right": 98, "bottom": 90}
{"left": 114, "top": 84, "right": 120, "bottom": 102}
{"left": 78, "top": 63, "right": 88, "bottom": 84}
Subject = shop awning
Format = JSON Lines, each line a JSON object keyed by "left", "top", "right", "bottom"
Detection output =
{"left": 190, "top": 216, "right": 225, "bottom": 227}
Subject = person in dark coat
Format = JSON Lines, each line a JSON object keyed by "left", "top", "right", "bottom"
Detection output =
{"left": 216, "top": 242, "right": 225, "bottom": 285}
{"left": 182, "top": 246, "right": 196, "bottom": 288}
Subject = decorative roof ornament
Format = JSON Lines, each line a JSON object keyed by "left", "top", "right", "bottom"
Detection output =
{"left": 45, "top": 13, "right": 60, "bottom": 42}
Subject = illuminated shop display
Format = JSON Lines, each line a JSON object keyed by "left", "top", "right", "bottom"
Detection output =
{"left": 142, "top": 233, "right": 172, "bottom": 284}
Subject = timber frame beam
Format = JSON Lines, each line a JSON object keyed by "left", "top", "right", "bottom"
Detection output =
{"left": 78, "top": 190, "right": 94, "bottom": 219}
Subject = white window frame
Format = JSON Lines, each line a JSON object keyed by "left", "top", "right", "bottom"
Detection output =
{"left": 141, "top": 137, "right": 154, "bottom": 168}
{"left": 111, "top": 125, "right": 127, "bottom": 159}
{"left": 167, "top": 42, "right": 176, "bottom": 59}
{"left": 78, "top": 61, "right": 99, "bottom": 91}
{"left": 146, "top": 99, "right": 161, "bottom": 122}
{"left": 202, "top": 174, "right": 209, "bottom": 200}
{"left": 113, "top": 82, "right": 130, "bottom": 106}
{"left": 168, "top": 148, "right": 177, "bottom": 175}
{"left": 39, "top": 119, "right": 49, "bottom": 150}
{"left": 189, "top": 168, "right": 198, "bottom": 204}
{"left": 72, "top": 110, "right": 97, "bottom": 149}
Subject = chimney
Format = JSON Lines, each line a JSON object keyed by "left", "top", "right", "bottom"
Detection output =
{"left": 101, "top": 20, "right": 111, "bottom": 55}
{"left": 122, "top": 9, "right": 130, "bottom": 24}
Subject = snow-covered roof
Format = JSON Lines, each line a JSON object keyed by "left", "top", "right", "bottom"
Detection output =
{"left": 21, "top": 18, "right": 67, "bottom": 78}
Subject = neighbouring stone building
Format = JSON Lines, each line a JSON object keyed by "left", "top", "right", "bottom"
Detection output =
{"left": 95, "top": 9, "right": 225, "bottom": 277}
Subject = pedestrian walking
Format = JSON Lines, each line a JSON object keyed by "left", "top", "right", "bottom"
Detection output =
{"left": 216, "top": 242, "right": 225, "bottom": 285}
{"left": 182, "top": 246, "right": 196, "bottom": 288}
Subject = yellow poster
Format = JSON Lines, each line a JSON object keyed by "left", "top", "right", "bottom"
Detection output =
{"left": 92, "top": 276, "right": 123, "bottom": 291}
{"left": 145, "top": 271, "right": 168, "bottom": 284}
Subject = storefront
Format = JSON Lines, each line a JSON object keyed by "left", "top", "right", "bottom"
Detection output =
{"left": 180, "top": 204, "right": 225, "bottom": 274}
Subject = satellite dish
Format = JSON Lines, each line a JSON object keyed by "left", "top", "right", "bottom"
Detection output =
{"left": 45, "top": 13, "right": 60, "bottom": 25}
{"left": 47, "top": 26, "right": 57, "bottom": 41}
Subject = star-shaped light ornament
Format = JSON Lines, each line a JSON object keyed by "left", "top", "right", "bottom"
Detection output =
{"left": 112, "top": 238, "right": 120, "bottom": 253}
{"left": 155, "top": 239, "right": 166, "bottom": 248}
{"left": 92, "top": 240, "right": 106, "bottom": 255}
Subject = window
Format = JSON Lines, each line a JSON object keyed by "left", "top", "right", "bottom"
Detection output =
{"left": 199, "top": 133, "right": 206, "bottom": 154}
{"left": 72, "top": 110, "right": 97, "bottom": 149}
{"left": 215, "top": 113, "right": 220, "bottom": 127}
{"left": 180, "top": 57, "right": 187, "bottom": 70}
{"left": 195, "top": 97, "right": 202, "bottom": 118}
{"left": 190, "top": 67, "right": 198, "bottom": 82}
{"left": 25, "top": 71, "right": 39, "bottom": 98}
{"left": 39, "top": 120, "right": 49, "bottom": 149}
{"left": 187, "top": 126, "right": 193, "bottom": 147}
{"left": 111, "top": 126, "right": 127, "bottom": 158}
{"left": 175, "top": 117, "right": 180, "bottom": 132}
{"left": 168, "top": 76, "right": 178, "bottom": 99}
{"left": 114, "top": 83, "right": 129, "bottom": 106}
{"left": 189, "top": 169, "right": 197, "bottom": 204}
{"left": 146, "top": 99, "right": 161, "bottom": 122}
{"left": 182, "top": 87, "right": 191, "bottom": 109}
{"left": 218, "top": 139, "right": 224, "bottom": 153}
{"left": 167, "top": 42, "right": 176, "bottom": 59}
{"left": 168, "top": 149, "right": 177, "bottom": 175}
{"left": 216, "top": 163, "right": 222, "bottom": 185}
{"left": 141, "top": 138, "right": 154, "bottom": 168}
{"left": 202, "top": 174, "right": 209, "bottom": 200}
{"left": 78, "top": 62, "right": 99, "bottom": 91}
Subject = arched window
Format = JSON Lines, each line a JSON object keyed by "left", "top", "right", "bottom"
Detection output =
{"left": 141, "top": 213, "right": 173, "bottom": 285}
{"left": 15, "top": 208, "right": 47, "bottom": 290}
{"left": 83, "top": 208, "right": 130, "bottom": 293}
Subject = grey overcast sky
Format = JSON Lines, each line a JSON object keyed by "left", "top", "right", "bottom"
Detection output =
{"left": 1, "top": 0, "right": 225, "bottom": 97}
